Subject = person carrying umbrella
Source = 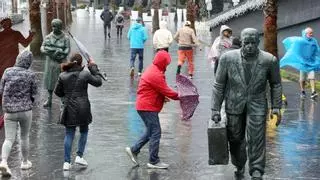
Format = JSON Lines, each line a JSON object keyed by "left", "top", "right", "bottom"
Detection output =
{"left": 125, "top": 50, "right": 179, "bottom": 169}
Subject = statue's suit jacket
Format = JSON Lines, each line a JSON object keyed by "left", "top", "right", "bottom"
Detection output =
{"left": 212, "top": 49, "right": 282, "bottom": 115}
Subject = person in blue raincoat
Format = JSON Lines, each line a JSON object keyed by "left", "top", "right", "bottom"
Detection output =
{"left": 280, "top": 27, "right": 320, "bottom": 99}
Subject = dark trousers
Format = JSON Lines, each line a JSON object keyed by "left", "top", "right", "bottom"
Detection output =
{"left": 131, "top": 111, "right": 161, "bottom": 164}
{"left": 227, "top": 113, "right": 266, "bottom": 176}
{"left": 130, "top": 48, "right": 144, "bottom": 73}
{"left": 103, "top": 23, "right": 111, "bottom": 38}
{"left": 64, "top": 125, "right": 88, "bottom": 163}
{"left": 116, "top": 25, "right": 123, "bottom": 35}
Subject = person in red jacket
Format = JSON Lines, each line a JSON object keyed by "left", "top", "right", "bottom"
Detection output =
{"left": 125, "top": 50, "right": 179, "bottom": 169}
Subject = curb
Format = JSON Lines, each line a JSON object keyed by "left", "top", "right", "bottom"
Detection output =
{"left": 280, "top": 69, "right": 320, "bottom": 91}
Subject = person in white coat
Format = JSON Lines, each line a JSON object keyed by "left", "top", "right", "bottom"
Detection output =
{"left": 153, "top": 21, "right": 173, "bottom": 52}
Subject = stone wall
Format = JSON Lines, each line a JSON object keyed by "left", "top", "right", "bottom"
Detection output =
{"left": 209, "top": 0, "right": 320, "bottom": 57}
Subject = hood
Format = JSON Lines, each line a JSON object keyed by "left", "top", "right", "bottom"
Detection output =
{"left": 15, "top": 50, "right": 33, "bottom": 69}
{"left": 159, "top": 21, "right": 168, "bottom": 29}
{"left": 132, "top": 22, "right": 143, "bottom": 29}
{"left": 153, "top": 50, "right": 171, "bottom": 72}
{"left": 220, "top": 25, "right": 232, "bottom": 36}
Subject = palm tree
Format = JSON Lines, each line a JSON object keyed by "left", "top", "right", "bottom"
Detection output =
{"left": 263, "top": 0, "right": 278, "bottom": 58}
{"left": 29, "top": 0, "right": 43, "bottom": 56}
{"left": 152, "top": 0, "right": 160, "bottom": 33}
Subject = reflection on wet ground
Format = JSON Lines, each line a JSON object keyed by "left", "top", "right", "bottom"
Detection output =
{"left": 0, "top": 9, "right": 319, "bottom": 180}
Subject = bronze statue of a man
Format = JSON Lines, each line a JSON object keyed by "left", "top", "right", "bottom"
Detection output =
{"left": 211, "top": 28, "right": 282, "bottom": 179}
{"left": 41, "top": 19, "right": 70, "bottom": 107}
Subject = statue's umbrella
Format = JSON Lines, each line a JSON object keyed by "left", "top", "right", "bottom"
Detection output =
{"left": 176, "top": 74, "right": 199, "bottom": 120}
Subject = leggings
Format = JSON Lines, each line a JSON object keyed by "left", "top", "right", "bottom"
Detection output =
{"left": 1, "top": 110, "right": 32, "bottom": 163}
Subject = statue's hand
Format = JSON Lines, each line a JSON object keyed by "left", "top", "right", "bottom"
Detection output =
{"left": 211, "top": 111, "right": 221, "bottom": 123}
{"left": 270, "top": 108, "right": 281, "bottom": 126}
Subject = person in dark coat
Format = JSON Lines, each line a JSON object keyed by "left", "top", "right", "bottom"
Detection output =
{"left": 100, "top": 6, "right": 114, "bottom": 39}
{"left": 54, "top": 53, "right": 102, "bottom": 171}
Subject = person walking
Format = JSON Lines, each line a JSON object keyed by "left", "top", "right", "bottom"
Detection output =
{"left": 174, "top": 21, "right": 200, "bottom": 79}
{"left": 0, "top": 50, "right": 39, "bottom": 177}
{"left": 280, "top": 27, "right": 319, "bottom": 100}
{"left": 208, "top": 25, "right": 233, "bottom": 74}
{"left": 125, "top": 50, "right": 179, "bottom": 169}
{"left": 127, "top": 17, "right": 148, "bottom": 77}
{"left": 54, "top": 53, "right": 102, "bottom": 171}
{"left": 115, "top": 11, "right": 125, "bottom": 37}
{"left": 153, "top": 21, "right": 173, "bottom": 52}
{"left": 100, "top": 6, "right": 114, "bottom": 39}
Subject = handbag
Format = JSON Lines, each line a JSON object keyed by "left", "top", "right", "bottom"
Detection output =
{"left": 58, "top": 72, "right": 80, "bottom": 124}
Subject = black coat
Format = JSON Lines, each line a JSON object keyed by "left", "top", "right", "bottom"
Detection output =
{"left": 54, "top": 66, "right": 102, "bottom": 126}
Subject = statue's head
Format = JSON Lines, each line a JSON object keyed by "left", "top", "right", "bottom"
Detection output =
{"left": 241, "top": 28, "right": 260, "bottom": 57}
{"left": 51, "top": 19, "right": 63, "bottom": 35}
{"left": 0, "top": 18, "right": 12, "bottom": 29}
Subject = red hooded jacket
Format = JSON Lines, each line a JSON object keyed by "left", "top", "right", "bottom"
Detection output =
{"left": 136, "top": 51, "right": 179, "bottom": 112}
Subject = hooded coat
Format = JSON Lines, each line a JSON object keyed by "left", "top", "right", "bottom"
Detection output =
{"left": 0, "top": 50, "right": 38, "bottom": 113}
{"left": 208, "top": 25, "right": 233, "bottom": 62}
{"left": 54, "top": 66, "right": 102, "bottom": 126}
{"left": 280, "top": 29, "right": 320, "bottom": 72}
{"left": 136, "top": 51, "right": 179, "bottom": 112}
{"left": 153, "top": 21, "right": 173, "bottom": 49}
{"left": 127, "top": 22, "right": 148, "bottom": 49}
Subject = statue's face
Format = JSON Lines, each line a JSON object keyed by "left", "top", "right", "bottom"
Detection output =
{"left": 52, "top": 21, "right": 62, "bottom": 35}
{"left": 241, "top": 35, "right": 259, "bottom": 56}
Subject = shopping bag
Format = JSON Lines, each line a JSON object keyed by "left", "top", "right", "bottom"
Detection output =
{"left": 207, "top": 119, "right": 229, "bottom": 165}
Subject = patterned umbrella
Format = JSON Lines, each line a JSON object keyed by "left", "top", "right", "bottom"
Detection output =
{"left": 176, "top": 74, "right": 199, "bottom": 120}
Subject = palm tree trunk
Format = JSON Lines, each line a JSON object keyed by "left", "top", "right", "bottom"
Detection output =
{"left": 29, "top": 0, "right": 43, "bottom": 56}
{"left": 11, "top": 0, "right": 18, "bottom": 13}
{"left": 152, "top": 0, "right": 160, "bottom": 33}
{"left": 263, "top": 0, "right": 278, "bottom": 58}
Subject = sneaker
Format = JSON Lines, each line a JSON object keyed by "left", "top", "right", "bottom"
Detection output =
{"left": 63, "top": 162, "right": 71, "bottom": 171}
{"left": 125, "top": 147, "right": 138, "bottom": 166}
{"left": 147, "top": 162, "right": 169, "bottom": 169}
{"left": 0, "top": 163, "right": 12, "bottom": 177}
{"left": 138, "top": 72, "right": 142, "bottom": 77}
{"left": 75, "top": 156, "right": 88, "bottom": 166}
{"left": 188, "top": 74, "right": 193, "bottom": 79}
{"left": 130, "top": 68, "right": 134, "bottom": 77}
{"left": 21, "top": 160, "right": 32, "bottom": 170}
{"left": 311, "top": 91, "right": 318, "bottom": 99}
{"left": 300, "top": 91, "right": 306, "bottom": 99}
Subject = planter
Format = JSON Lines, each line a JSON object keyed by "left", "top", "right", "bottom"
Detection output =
{"left": 182, "top": 8, "right": 187, "bottom": 22}
{"left": 131, "top": 10, "right": 139, "bottom": 20}
{"left": 177, "top": 8, "right": 182, "bottom": 22}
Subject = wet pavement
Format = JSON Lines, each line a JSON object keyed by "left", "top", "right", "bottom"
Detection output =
{"left": 1, "top": 9, "right": 320, "bottom": 180}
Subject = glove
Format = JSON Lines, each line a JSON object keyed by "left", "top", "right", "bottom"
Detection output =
{"left": 211, "top": 111, "right": 221, "bottom": 123}
{"left": 270, "top": 108, "right": 282, "bottom": 126}
{"left": 88, "top": 63, "right": 100, "bottom": 75}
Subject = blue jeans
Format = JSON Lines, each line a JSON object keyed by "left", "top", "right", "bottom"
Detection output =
{"left": 131, "top": 111, "right": 161, "bottom": 164}
{"left": 64, "top": 125, "right": 88, "bottom": 163}
{"left": 130, "top": 48, "right": 144, "bottom": 73}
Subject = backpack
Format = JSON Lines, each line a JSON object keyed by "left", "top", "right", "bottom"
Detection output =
{"left": 117, "top": 16, "right": 124, "bottom": 23}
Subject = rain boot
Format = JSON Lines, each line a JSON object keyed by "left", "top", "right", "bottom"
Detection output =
{"left": 43, "top": 91, "right": 53, "bottom": 108}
